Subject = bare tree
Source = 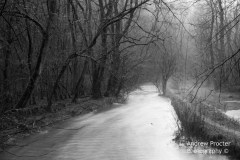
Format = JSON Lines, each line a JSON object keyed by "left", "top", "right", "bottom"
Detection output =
{"left": 154, "top": 39, "right": 177, "bottom": 95}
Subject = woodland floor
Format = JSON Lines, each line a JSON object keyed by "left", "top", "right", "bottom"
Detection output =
{"left": 0, "top": 97, "right": 118, "bottom": 151}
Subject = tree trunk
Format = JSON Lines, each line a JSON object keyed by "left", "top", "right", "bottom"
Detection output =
{"left": 105, "top": 52, "right": 120, "bottom": 96}
{"left": 105, "top": 0, "right": 135, "bottom": 97}
{"left": 209, "top": 0, "right": 217, "bottom": 89}
{"left": 92, "top": 65, "right": 103, "bottom": 99}
{"left": 91, "top": 0, "right": 109, "bottom": 99}
{"left": 217, "top": 0, "right": 225, "bottom": 75}
{"left": 15, "top": 0, "right": 57, "bottom": 109}
{"left": 68, "top": 2, "right": 78, "bottom": 91}
{"left": 72, "top": 60, "right": 88, "bottom": 102}
{"left": 15, "top": 33, "right": 49, "bottom": 109}
{"left": 3, "top": 32, "right": 11, "bottom": 105}
{"left": 162, "top": 78, "right": 167, "bottom": 96}
{"left": 115, "top": 78, "right": 124, "bottom": 97}
{"left": 47, "top": 59, "right": 70, "bottom": 111}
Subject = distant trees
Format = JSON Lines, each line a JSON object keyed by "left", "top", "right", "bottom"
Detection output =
{"left": 151, "top": 34, "right": 178, "bottom": 96}
{"left": 146, "top": 2, "right": 181, "bottom": 95}
{"left": 155, "top": 39, "right": 177, "bottom": 95}
{"left": 193, "top": 0, "right": 240, "bottom": 91}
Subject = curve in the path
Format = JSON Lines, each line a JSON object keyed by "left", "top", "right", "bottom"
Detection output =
{"left": 0, "top": 85, "right": 229, "bottom": 160}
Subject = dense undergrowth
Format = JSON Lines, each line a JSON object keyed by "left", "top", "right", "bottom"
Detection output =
{"left": 170, "top": 95, "right": 240, "bottom": 159}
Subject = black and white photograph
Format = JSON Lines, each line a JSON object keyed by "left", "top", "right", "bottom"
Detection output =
{"left": 0, "top": 0, "right": 240, "bottom": 159}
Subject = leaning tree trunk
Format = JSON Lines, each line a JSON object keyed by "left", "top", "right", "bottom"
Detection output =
{"left": 15, "top": 0, "right": 57, "bottom": 109}
{"left": 72, "top": 60, "right": 88, "bottom": 102}
{"left": 15, "top": 34, "right": 49, "bottom": 109}
{"left": 47, "top": 59, "right": 70, "bottom": 111}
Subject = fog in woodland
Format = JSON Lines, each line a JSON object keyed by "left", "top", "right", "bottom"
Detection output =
{"left": 1, "top": 0, "right": 240, "bottom": 160}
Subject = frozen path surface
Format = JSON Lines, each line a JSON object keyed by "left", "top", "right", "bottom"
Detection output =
{"left": 0, "top": 85, "right": 229, "bottom": 160}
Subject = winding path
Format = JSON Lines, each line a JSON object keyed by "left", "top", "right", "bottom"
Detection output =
{"left": 0, "top": 85, "right": 229, "bottom": 160}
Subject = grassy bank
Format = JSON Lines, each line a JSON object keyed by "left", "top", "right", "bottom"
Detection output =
{"left": 0, "top": 97, "right": 119, "bottom": 151}
{"left": 170, "top": 94, "right": 240, "bottom": 159}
